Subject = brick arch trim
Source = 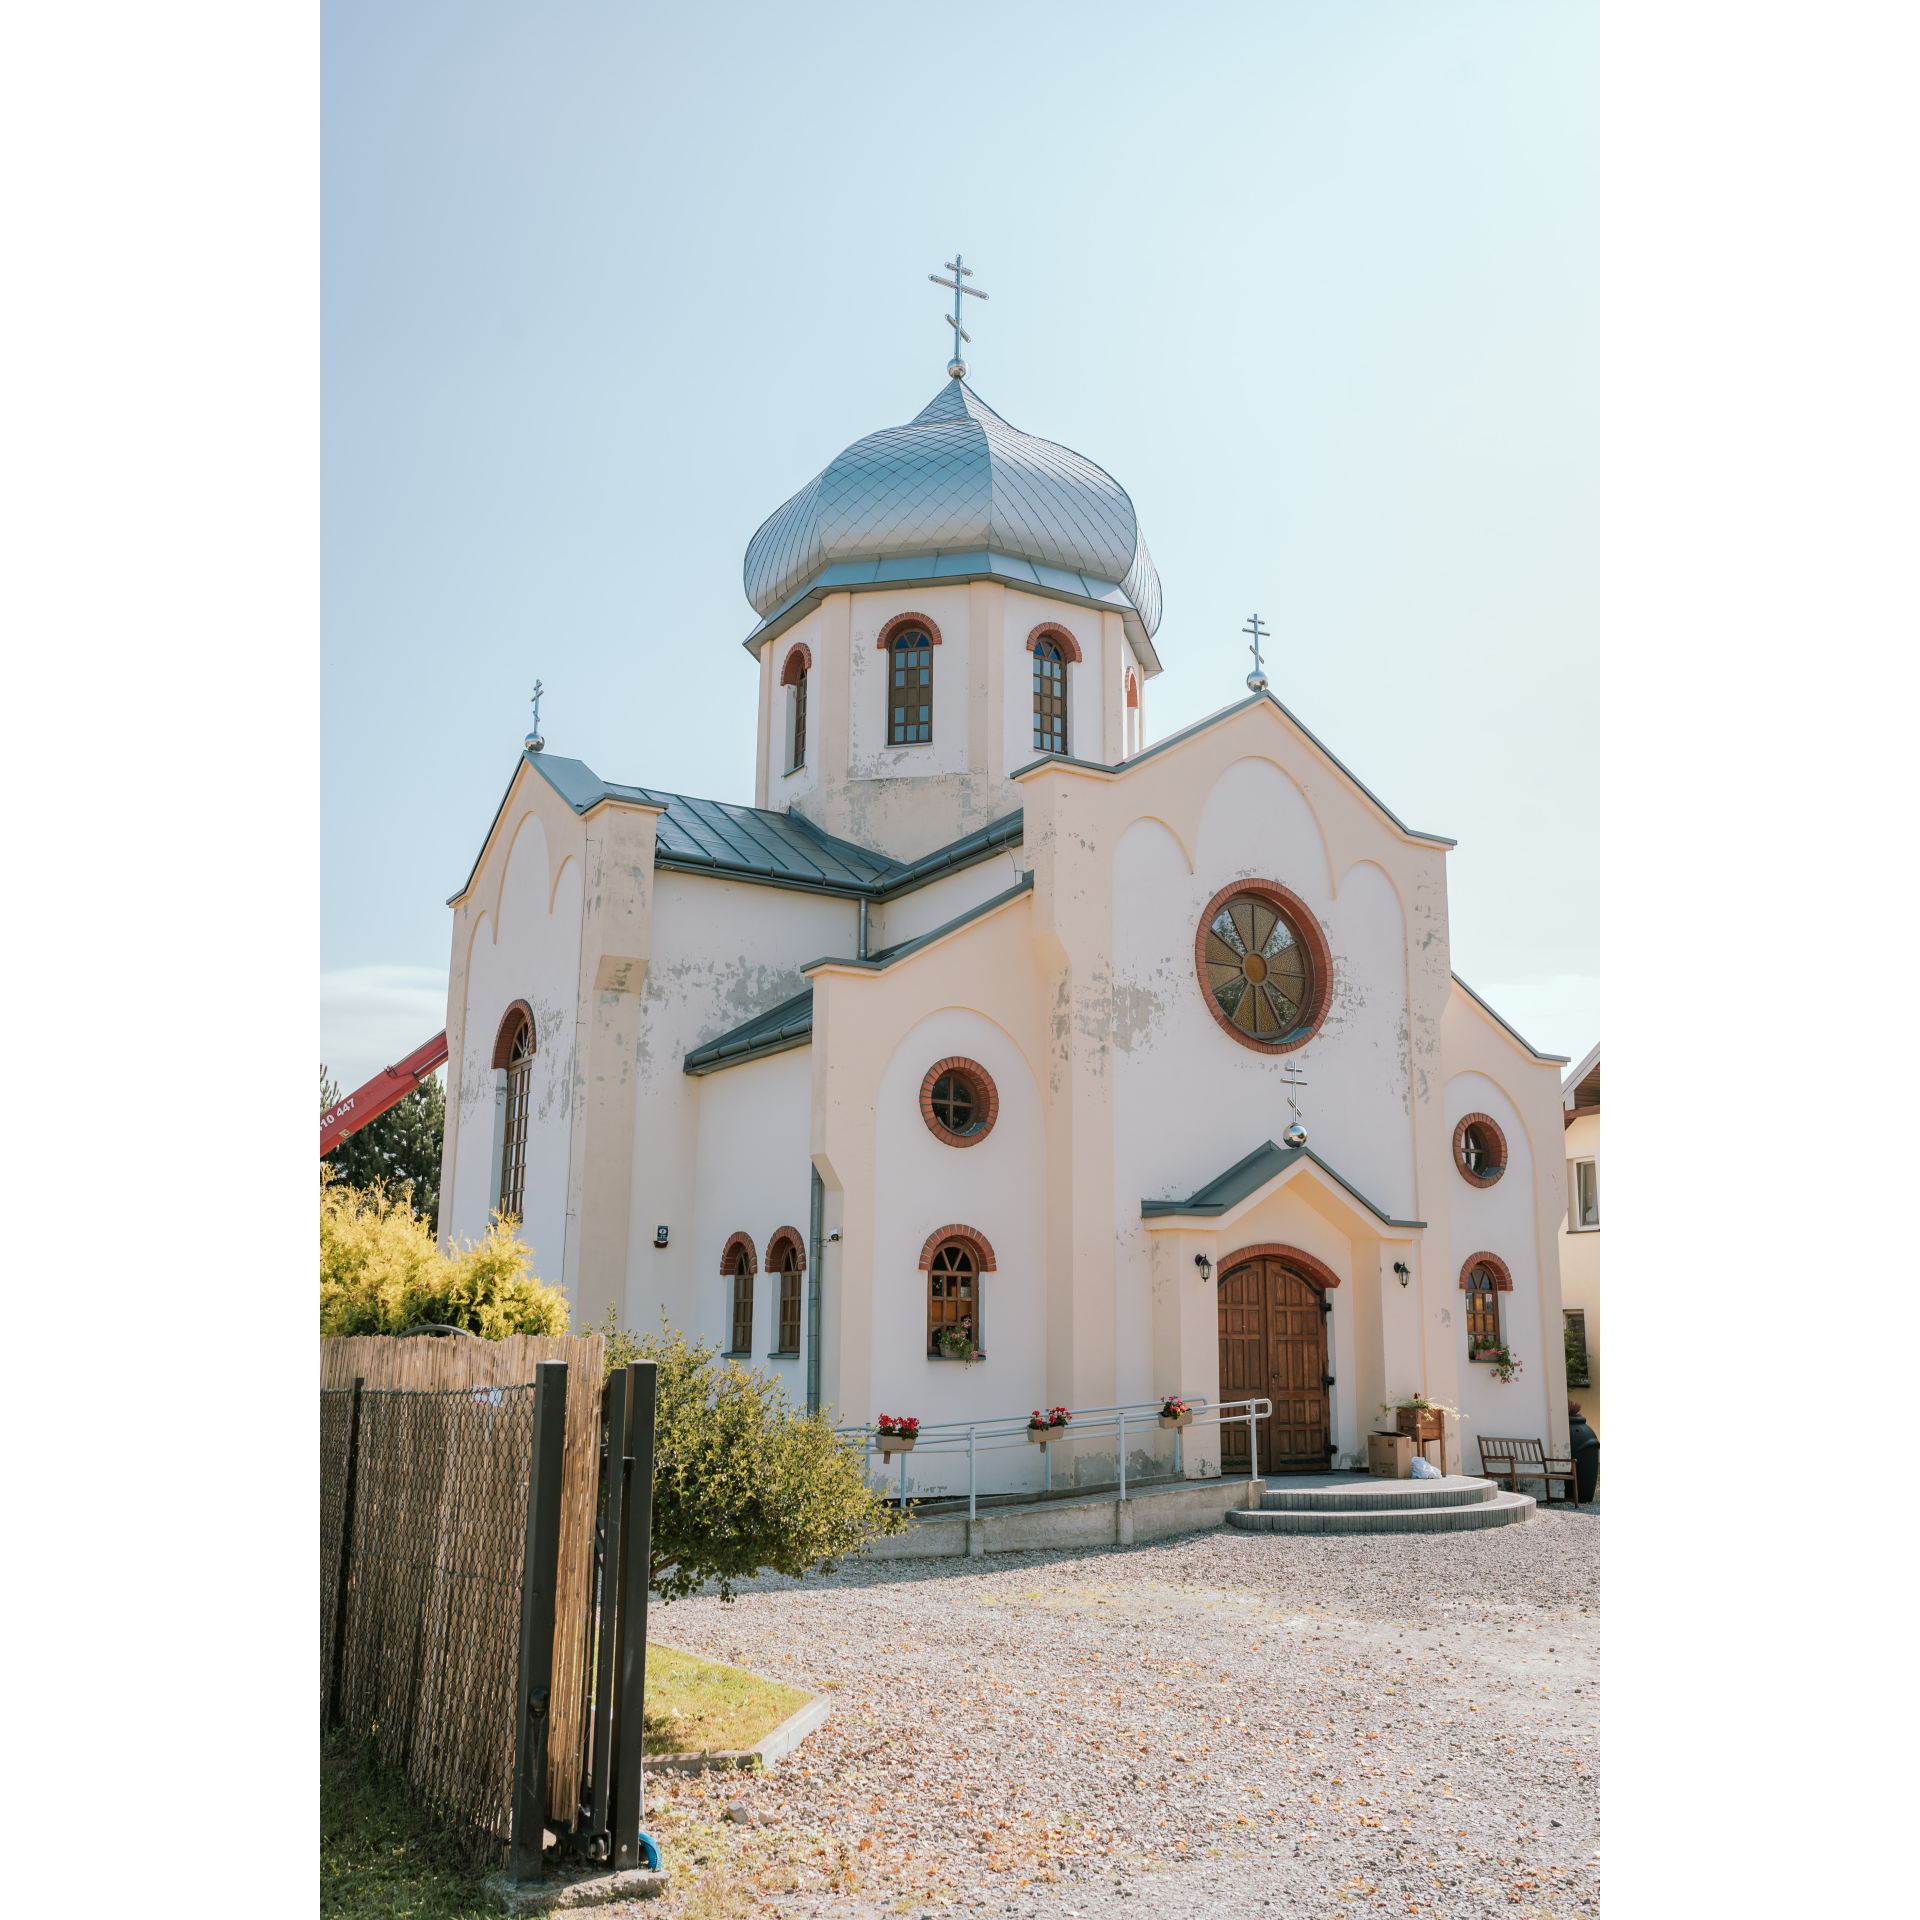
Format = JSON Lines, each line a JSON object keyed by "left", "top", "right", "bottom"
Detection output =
{"left": 1025, "top": 621, "right": 1083, "bottom": 665}
{"left": 875, "top": 611, "right": 943, "bottom": 651}
{"left": 919, "top": 1056, "right": 1000, "bottom": 1148}
{"left": 719, "top": 1231, "right": 758, "bottom": 1276}
{"left": 491, "top": 1000, "right": 535, "bottom": 1070}
{"left": 1459, "top": 1252, "right": 1514, "bottom": 1293}
{"left": 918, "top": 1224, "right": 997, "bottom": 1273}
{"left": 764, "top": 1226, "right": 806, "bottom": 1272}
{"left": 1452, "top": 1112, "right": 1508, "bottom": 1187}
{"left": 1219, "top": 1242, "right": 1342, "bottom": 1290}
{"left": 780, "top": 643, "right": 811, "bottom": 686}
{"left": 1194, "top": 878, "right": 1334, "bottom": 1057}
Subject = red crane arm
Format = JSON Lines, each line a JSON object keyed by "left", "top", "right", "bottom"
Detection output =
{"left": 321, "top": 1030, "right": 450, "bottom": 1157}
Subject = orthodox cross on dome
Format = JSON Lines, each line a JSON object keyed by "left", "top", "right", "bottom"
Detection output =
{"left": 1280, "top": 1057, "right": 1309, "bottom": 1148}
{"left": 525, "top": 678, "right": 545, "bottom": 754}
{"left": 1244, "top": 614, "right": 1270, "bottom": 694}
{"left": 928, "top": 253, "right": 989, "bottom": 380}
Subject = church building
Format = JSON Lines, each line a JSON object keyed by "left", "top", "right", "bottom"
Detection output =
{"left": 434, "top": 334, "right": 1573, "bottom": 1484}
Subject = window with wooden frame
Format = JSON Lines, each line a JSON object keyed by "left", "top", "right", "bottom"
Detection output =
{"left": 926, "top": 1240, "right": 978, "bottom": 1357}
{"left": 776, "top": 1243, "right": 802, "bottom": 1354}
{"left": 1564, "top": 1309, "right": 1591, "bottom": 1387}
{"left": 1464, "top": 1264, "right": 1502, "bottom": 1354}
{"left": 781, "top": 646, "right": 809, "bottom": 772}
{"left": 1032, "top": 638, "right": 1067, "bottom": 754}
{"left": 729, "top": 1248, "right": 754, "bottom": 1356}
{"left": 888, "top": 630, "right": 933, "bottom": 744}
{"left": 496, "top": 1006, "right": 535, "bottom": 1220}
{"left": 1570, "top": 1158, "right": 1599, "bottom": 1229}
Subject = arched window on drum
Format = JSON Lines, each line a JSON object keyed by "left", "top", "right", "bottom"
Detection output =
{"left": 888, "top": 630, "right": 933, "bottom": 744}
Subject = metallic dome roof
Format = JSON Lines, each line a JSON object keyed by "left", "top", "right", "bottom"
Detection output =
{"left": 743, "top": 379, "right": 1162, "bottom": 640}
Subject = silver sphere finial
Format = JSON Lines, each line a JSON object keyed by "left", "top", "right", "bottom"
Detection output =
{"left": 947, "top": 358, "right": 967, "bottom": 380}
{"left": 1246, "top": 667, "right": 1269, "bottom": 694}
{"left": 525, "top": 730, "right": 545, "bottom": 754}
{"left": 1283, "top": 1120, "right": 1308, "bottom": 1149}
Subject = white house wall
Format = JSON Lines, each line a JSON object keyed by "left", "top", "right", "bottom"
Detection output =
{"left": 870, "top": 857, "right": 1028, "bottom": 952}
{"left": 766, "top": 610, "right": 823, "bottom": 807}
{"left": 870, "top": 1007, "right": 1047, "bottom": 1497}
{"left": 999, "top": 590, "right": 1107, "bottom": 772}
{"left": 848, "top": 586, "right": 974, "bottom": 780}
{"left": 690, "top": 1044, "right": 814, "bottom": 1390}
{"left": 449, "top": 810, "right": 583, "bottom": 1282}
{"left": 622, "top": 872, "right": 856, "bottom": 1341}
{"left": 1445, "top": 1068, "right": 1551, "bottom": 1452}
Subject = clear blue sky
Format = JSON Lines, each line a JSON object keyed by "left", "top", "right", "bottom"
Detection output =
{"left": 321, "top": 0, "right": 1596, "bottom": 1090}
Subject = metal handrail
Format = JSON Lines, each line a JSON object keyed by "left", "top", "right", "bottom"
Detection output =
{"left": 839, "top": 1393, "right": 1275, "bottom": 1520}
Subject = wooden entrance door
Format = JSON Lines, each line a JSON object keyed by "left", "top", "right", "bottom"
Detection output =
{"left": 1217, "top": 1257, "right": 1329, "bottom": 1474}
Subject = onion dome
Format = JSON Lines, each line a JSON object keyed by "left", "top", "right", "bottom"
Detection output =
{"left": 741, "top": 379, "right": 1162, "bottom": 665}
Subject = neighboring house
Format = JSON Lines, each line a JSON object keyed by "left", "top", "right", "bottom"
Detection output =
{"left": 1559, "top": 1042, "right": 1601, "bottom": 1434}
{"left": 434, "top": 361, "right": 1575, "bottom": 1490}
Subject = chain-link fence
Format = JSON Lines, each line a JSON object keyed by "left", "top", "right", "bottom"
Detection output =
{"left": 333, "top": 1385, "right": 536, "bottom": 1840}
{"left": 320, "top": 1387, "right": 356, "bottom": 1718}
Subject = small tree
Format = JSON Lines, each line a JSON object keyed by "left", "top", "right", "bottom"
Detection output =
{"left": 601, "top": 1312, "right": 908, "bottom": 1602}
{"left": 322, "top": 1062, "right": 446, "bottom": 1231}
{"left": 320, "top": 1173, "right": 568, "bottom": 1338}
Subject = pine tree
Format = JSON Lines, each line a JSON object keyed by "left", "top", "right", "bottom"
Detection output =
{"left": 322, "top": 1062, "right": 445, "bottom": 1229}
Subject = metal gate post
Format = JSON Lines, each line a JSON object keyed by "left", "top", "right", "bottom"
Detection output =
{"left": 509, "top": 1361, "right": 569, "bottom": 1887}
{"left": 612, "top": 1361, "right": 658, "bottom": 1871}
{"left": 326, "top": 1376, "right": 364, "bottom": 1726}
{"left": 588, "top": 1367, "right": 631, "bottom": 1849}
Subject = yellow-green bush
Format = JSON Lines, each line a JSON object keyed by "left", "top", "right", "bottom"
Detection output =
{"left": 320, "top": 1173, "right": 569, "bottom": 1339}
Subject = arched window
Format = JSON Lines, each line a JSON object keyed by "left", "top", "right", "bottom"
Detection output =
{"left": 729, "top": 1245, "right": 755, "bottom": 1355}
{"left": 1125, "top": 669, "right": 1140, "bottom": 755}
{"left": 776, "top": 1241, "right": 803, "bottom": 1354}
{"left": 1463, "top": 1263, "right": 1502, "bottom": 1354}
{"left": 1032, "top": 638, "right": 1067, "bottom": 755}
{"left": 926, "top": 1240, "right": 978, "bottom": 1358}
{"left": 493, "top": 1005, "right": 535, "bottom": 1220}
{"left": 888, "top": 630, "right": 933, "bottom": 745}
{"left": 781, "top": 645, "right": 809, "bottom": 772}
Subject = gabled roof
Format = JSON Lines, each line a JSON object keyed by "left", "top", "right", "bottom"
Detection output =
{"left": 450, "top": 752, "right": 1025, "bottom": 906}
{"left": 1450, "top": 974, "right": 1572, "bottom": 1066}
{"left": 683, "top": 989, "right": 815, "bottom": 1076}
{"left": 1141, "top": 1138, "right": 1425, "bottom": 1230}
{"left": 1010, "top": 689, "right": 1458, "bottom": 851}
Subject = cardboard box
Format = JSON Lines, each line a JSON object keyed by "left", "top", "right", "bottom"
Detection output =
{"left": 1368, "top": 1431, "right": 1414, "bottom": 1478}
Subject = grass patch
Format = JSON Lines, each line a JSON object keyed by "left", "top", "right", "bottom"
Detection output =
{"left": 321, "top": 1727, "right": 496, "bottom": 1919}
{"left": 643, "top": 1643, "right": 811, "bottom": 1755}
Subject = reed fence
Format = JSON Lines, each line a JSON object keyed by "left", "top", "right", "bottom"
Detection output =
{"left": 320, "top": 1334, "right": 604, "bottom": 1835}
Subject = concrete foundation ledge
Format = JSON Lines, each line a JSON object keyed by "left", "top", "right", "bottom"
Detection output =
{"left": 1227, "top": 1490, "right": 1536, "bottom": 1534}
{"left": 484, "top": 1866, "right": 668, "bottom": 1913}
{"left": 856, "top": 1476, "right": 1265, "bottom": 1560}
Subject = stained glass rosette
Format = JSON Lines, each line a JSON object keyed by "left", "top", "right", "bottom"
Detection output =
{"left": 1204, "top": 894, "right": 1311, "bottom": 1040}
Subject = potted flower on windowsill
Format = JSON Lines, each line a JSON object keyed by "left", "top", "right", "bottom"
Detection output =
{"left": 876, "top": 1414, "right": 919, "bottom": 1457}
{"left": 1158, "top": 1396, "right": 1193, "bottom": 1430}
{"left": 931, "top": 1322, "right": 981, "bottom": 1364}
{"left": 1028, "top": 1405, "right": 1071, "bottom": 1443}
{"left": 1469, "top": 1342, "right": 1523, "bottom": 1383}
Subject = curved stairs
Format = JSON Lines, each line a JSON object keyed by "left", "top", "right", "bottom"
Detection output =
{"left": 1226, "top": 1473, "right": 1534, "bottom": 1535}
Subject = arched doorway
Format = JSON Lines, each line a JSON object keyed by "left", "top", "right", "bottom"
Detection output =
{"left": 1218, "top": 1253, "right": 1330, "bottom": 1474}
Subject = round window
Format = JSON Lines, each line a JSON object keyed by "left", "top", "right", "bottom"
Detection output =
{"left": 919, "top": 1056, "right": 999, "bottom": 1148}
{"left": 1452, "top": 1112, "right": 1508, "bottom": 1188}
{"left": 1196, "top": 883, "right": 1328, "bottom": 1052}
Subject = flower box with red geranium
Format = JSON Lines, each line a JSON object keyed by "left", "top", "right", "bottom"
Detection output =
{"left": 1469, "top": 1343, "right": 1523, "bottom": 1383}
{"left": 875, "top": 1414, "right": 919, "bottom": 1456}
{"left": 1158, "top": 1396, "right": 1193, "bottom": 1430}
{"left": 1027, "top": 1406, "right": 1070, "bottom": 1443}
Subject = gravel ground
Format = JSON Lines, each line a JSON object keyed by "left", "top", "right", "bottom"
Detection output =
{"left": 620, "top": 1510, "right": 1597, "bottom": 1920}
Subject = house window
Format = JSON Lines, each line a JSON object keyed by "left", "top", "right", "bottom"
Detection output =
{"left": 927, "top": 1241, "right": 978, "bottom": 1357}
{"left": 729, "top": 1249, "right": 754, "bottom": 1355}
{"left": 781, "top": 646, "right": 809, "bottom": 771}
{"left": 1200, "top": 888, "right": 1315, "bottom": 1044}
{"left": 919, "top": 1056, "right": 1000, "bottom": 1148}
{"left": 1464, "top": 1264, "right": 1502, "bottom": 1354}
{"left": 1564, "top": 1309, "right": 1591, "bottom": 1387}
{"left": 1570, "top": 1158, "right": 1599, "bottom": 1229}
{"left": 1452, "top": 1112, "right": 1508, "bottom": 1188}
{"left": 888, "top": 630, "right": 933, "bottom": 744}
{"left": 1032, "top": 639, "right": 1067, "bottom": 754}
{"left": 497, "top": 1007, "right": 535, "bottom": 1220}
{"left": 777, "top": 1243, "right": 802, "bottom": 1354}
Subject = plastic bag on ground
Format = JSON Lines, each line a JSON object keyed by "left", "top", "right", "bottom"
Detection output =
{"left": 1408, "top": 1456, "right": 1442, "bottom": 1479}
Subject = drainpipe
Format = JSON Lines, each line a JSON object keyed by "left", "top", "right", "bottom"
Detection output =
{"left": 807, "top": 1165, "right": 824, "bottom": 1415}
{"left": 857, "top": 899, "right": 869, "bottom": 960}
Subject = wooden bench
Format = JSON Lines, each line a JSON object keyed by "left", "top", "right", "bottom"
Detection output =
{"left": 1476, "top": 1436, "right": 1579, "bottom": 1506}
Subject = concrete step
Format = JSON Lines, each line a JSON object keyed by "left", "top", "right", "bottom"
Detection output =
{"left": 1226, "top": 1489, "right": 1536, "bottom": 1535}
{"left": 1260, "top": 1475, "right": 1496, "bottom": 1513}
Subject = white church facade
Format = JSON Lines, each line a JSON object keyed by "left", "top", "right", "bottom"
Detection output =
{"left": 434, "top": 371, "right": 1573, "bottom": 1483}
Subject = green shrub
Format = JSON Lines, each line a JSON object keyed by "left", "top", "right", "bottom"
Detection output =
{"left": 320, "top": 1174, "right": 569, "bottom": 1339}
{"left": 601, "top": 1311, "right": 909, "bottom": 1602}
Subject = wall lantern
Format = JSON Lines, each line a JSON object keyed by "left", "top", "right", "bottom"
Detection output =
{"left": 1393, "top": 1261, "right": 1411, "bottom": 1288}
{"left": 1194, "top": 1254, "right": 1214, "bottom": 1283}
